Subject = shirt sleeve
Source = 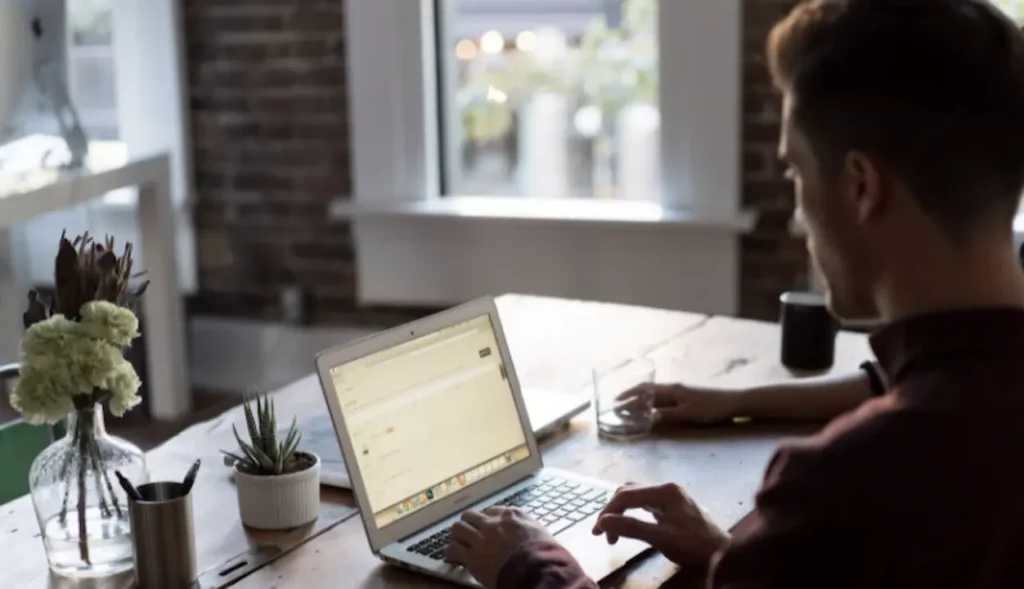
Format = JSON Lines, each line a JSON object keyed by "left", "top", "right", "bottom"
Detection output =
{"left": 496, "top": 540, "right": 598, "bottom": 589}
{"left": 708, "top": 443, "right": 857, "bottom": 589}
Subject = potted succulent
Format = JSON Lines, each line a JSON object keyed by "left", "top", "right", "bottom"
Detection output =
{"left": 222, "top": 393, "right": 320, "bottom": 530}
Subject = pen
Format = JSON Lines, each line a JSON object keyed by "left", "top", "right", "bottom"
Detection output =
{"left": 115, "top": 470, "right": 143, "bottom": 502}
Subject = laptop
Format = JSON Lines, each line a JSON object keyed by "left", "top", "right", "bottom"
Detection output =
{"left": 315, "top": 296, "right": 652, "bottom": 586}
{"left": 293, "top": 388, "right": 589, "bottom": 489}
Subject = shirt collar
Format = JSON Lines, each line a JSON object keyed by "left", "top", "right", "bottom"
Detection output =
{"left": 869, "top": 306, "right": 1024, "bottom": 386}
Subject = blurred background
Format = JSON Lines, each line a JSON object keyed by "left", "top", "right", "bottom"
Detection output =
{"left": 2, "top": 0, "right": 1022, "bottom": 448}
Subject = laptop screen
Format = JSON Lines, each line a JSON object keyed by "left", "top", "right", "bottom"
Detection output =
{"left": 327, "top": 314, "right": 531, "bottom": 529}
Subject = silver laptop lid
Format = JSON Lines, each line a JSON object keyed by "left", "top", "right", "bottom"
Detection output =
{"left": 315, "top": 297, "right": 543, "bottom": 553}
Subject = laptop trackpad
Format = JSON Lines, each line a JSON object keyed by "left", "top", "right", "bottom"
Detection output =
{"left": 560, "top": 510, "right": 654, "bottom": 581}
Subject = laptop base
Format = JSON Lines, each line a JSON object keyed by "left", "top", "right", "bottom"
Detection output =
{"left": 378, "top": 467, "right": 651, "bottom": 587}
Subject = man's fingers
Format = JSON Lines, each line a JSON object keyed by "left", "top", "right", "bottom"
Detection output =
{"left": 615, "top": 384, "right": 649, "bottom": 401}
{"left": 654, "top": 404, "right": 697, "bottom": 424}
{"left": 595, "top": 514, "right": 667, "bottom": 546}
{"left": 482, "top": 505, "right": 518, "bottom": 517}
{"left": 597, "top": 483, "right": 680, "bottom": 523}
{"left": 615, "top": 384, "right": 672, "bottom": 406}
{"left": 445, "top": 540, "right": 469, "bottom": 564}
{"left": 614, "top": 395, "right": 654, "bottom": 417}
{"left": 461, "top": 510, "right": 491, "bottom": 529}
{"left": 450, "top": 520, "right": 483, "bottom": 546}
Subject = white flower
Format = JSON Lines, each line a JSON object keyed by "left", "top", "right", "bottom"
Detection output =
{"left": 80, "top": 301, "right": 140, "bottom": 347}
{"left": 11, "top": 308, "right": 143, "bottom": 424}
{"left": 11, "top": 366, "right": 75, "bottom": 425}
{"left": 104, "top": 362, "right": 142, "bottom": 417}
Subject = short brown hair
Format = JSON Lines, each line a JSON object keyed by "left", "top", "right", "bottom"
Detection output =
{"left": 768, "top": 0, "right": 1024, "bottom": 229}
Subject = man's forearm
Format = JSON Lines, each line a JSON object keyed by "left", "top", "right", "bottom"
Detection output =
{"left": 733, "top": 369, "right": 873, "bottom": 422}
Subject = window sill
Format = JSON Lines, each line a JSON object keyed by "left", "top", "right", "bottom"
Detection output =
{"left": 802, "top": 215, "right": 1024, "bottom": 244}
{"left": 330, "top": 196, "right": 756, "bottom": 233}
{"left": 340, "top": 195, "right": 751, "bottom": 314}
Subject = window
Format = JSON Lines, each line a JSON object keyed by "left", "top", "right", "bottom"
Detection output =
{"left": 1, "top": 0, "right": 123, "bottom": 191}
{"left": 991, "top": 0, "right": 1024, "bottom": 23}
{"left": 3, "top": 0, "right": 196, "bottom": 293}
{"left": 67, "top": 0, "right": 118, "bottom": 140}
{"left": 343, "top": 0, "right": 746, "bottom": 314}
{"left": 990, "top": 0, "right": 1024, "bottom": 220}
{"left": 438, "top": 0, "right": 660, "bottom": 201}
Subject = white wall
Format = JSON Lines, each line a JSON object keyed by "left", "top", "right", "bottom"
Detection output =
{"left": 21, "top": 0, "right": 195, "bottom": 292}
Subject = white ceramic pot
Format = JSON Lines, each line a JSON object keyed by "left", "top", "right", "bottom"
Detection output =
{"left": 234, "top": 452, "right": 321, "bottom": 530}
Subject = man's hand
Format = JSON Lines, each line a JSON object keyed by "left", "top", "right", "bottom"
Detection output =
{"left": 447, "top": 506, "right": 557, "bottom": 588}
{"left": 592, "top": 482, "right": 729, "bottom": 567}
{"left": 618, "top": 383, "right": 740, "bottom": 425}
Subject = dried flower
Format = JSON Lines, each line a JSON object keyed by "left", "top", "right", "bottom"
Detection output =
{"left": 27, "top": 231, "right": 149, "bottom": 329}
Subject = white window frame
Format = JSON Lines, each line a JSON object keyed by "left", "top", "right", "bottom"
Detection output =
{"left": 339, "top": 0, "right": 752, "bottom": 314}
{"left": 991, "top": 1, "right": 1024, "bottom": 247}
{"left": 22, "top": 0, "right": 196, "bottom": 294}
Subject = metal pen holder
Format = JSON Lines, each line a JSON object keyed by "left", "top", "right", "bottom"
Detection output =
{"left": 129, "top": 482, "right": 198, "bottom": 589}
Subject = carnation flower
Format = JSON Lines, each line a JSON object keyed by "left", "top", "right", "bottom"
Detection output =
{"left": 12, "top": 300, "right": 142, "bottom": 423}
{"left": 104, "top": 363, "right": 142, "bottom": 417}
{"left": 10, "top": 365, "right": 75, "bottom": 425}
{"left": 80, "top": 301, "right": 139, "bottom": 347}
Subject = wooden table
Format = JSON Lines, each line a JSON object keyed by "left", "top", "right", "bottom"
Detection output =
{"left": 3, "top": 294, "right": 873, "bottom": 589}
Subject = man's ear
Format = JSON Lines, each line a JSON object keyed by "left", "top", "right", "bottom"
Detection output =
{"left": 844, "top": 150, "right": 883, "bottom": 224}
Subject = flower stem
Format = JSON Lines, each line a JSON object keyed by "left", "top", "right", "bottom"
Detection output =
{"left": 76, "top": 424, "right": 90, "bottom": 565}
{"left": 90, "top": 440, "right": 123, "bottom": 518}
{"left": 58, "top": 425, "right": 79, "bottom": 526}
{"left": 89, "top": 444, "right": 110, "bottom": 519}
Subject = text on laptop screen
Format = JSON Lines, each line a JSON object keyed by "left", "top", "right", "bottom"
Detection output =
{"left": 328, "top": 314, "right": 531, "bottom": 528}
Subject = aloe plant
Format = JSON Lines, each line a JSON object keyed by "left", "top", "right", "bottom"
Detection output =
{"left": 221, "top": 393, "right": 310, "bottom": 476}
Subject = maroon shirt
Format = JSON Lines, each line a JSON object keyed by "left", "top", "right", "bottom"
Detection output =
{"left": 496, "top": 308, "right": 1024, "bottom": 589}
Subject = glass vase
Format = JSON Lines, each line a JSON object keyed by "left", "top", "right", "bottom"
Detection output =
{"left": 28, "top": 403, "right": 148, "bottom": 579}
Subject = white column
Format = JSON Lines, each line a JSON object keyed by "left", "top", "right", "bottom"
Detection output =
{"left": 345, "top": 0, "right": 441, "bottom": 203}
{"left": 616, "top": 102, "right": 660, "bottom": 201}
{"left": 518, "top": 91, "right": 569, "bottom": 198}
{"left": 0, "top": 225, "right": 33, "bottom": 365}
{"left": 136, "top": 157, "right": 191, "bottom": 420}
{"left": 659, "top": 0, "right": 741, "bottom": 214}
{"left": 103, "top": 0, "right": 197, "bottom": 293}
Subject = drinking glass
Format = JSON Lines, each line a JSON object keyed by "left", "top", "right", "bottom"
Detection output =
{"left": 592, "top": 357, "right": 657, "bottom": 440}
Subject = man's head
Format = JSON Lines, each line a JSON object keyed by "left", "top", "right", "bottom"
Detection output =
{"left": 769, "top": 0, "right": 1024, "bottom": 320}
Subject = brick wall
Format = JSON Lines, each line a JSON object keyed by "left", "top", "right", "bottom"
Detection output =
{"left": 184, "top": 0, "right": 806, "bottom": 324}
{"left": 185, "top": 0, "right": 368, "bottom": 324}
{"left": 741, "top": 0, "right": 808, "bottom": 320}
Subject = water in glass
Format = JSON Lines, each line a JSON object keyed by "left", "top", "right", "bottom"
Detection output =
{"left": 593, "top": 357, "right": 656, "bottom": 440}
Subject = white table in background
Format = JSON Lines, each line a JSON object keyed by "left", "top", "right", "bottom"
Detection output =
{"left": 0, "top": 151, "right": 191, "bottom": 420}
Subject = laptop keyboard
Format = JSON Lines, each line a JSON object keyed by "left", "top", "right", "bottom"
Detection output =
{"left": 406, "top": 474, "right": 610, "bottom": 562}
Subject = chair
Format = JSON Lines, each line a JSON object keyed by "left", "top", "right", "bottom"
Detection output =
{"left": 0, "top": 363, "right": 64, "bottom": 505}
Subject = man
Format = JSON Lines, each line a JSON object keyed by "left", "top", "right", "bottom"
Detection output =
{"left": 445, "top": 0, "right": 1024, "bottom": 587}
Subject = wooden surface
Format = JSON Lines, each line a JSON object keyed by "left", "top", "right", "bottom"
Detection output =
{"left": 3, "top": 377, "right": 360, "bottom": 589}
{"left": 2, "top": 294, "right": 873, "bottom": 589}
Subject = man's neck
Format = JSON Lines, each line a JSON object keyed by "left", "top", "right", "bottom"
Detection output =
{"left": 875, "top": 241, "right": 1024, "bottom": 323}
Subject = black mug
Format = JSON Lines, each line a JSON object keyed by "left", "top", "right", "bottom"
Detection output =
{"left": 779, "top": 291, "right": 839, "bottom": 371}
